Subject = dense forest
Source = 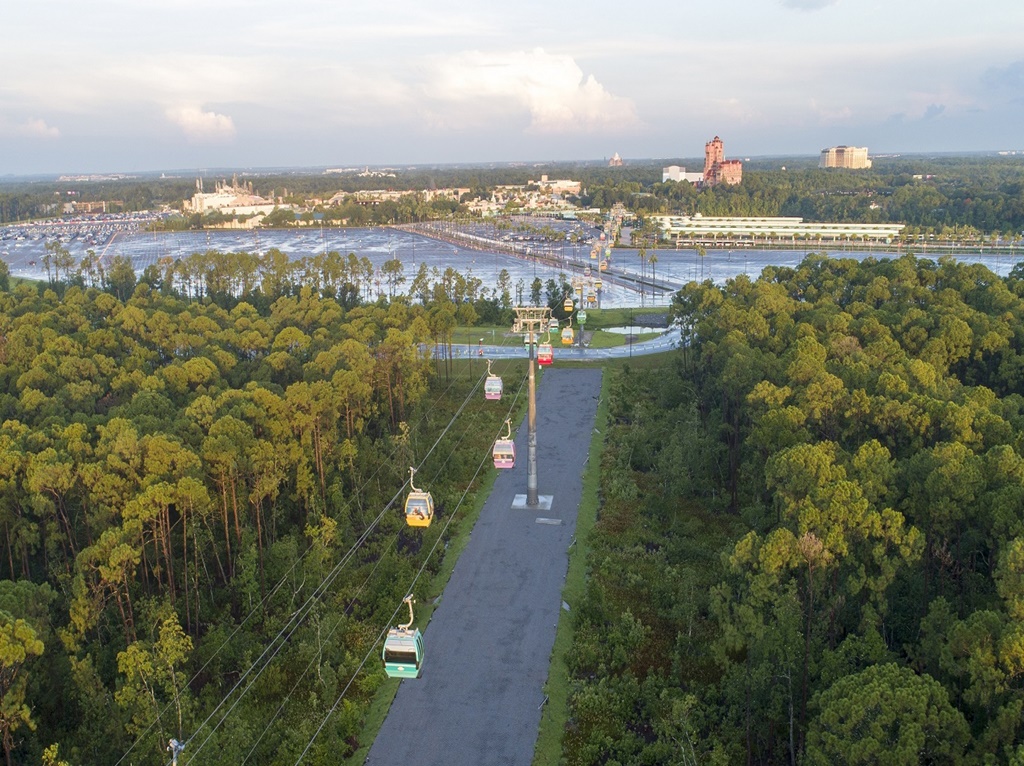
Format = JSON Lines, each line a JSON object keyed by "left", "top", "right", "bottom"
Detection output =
{"left": 0, "top": 256, "right": 525, "bottom": 764}
{"left": 10, "top": 214, "right": 1024, "bottom": 763}
{"left": 4, "top": 154, "right": 1024, "bottom": 238}
{"left": 564, "top": 253, "right": 1024, "bottom": 764}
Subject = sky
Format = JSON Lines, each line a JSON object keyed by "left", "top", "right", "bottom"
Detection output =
{"left": 2, "top": 0, "right": 1023, "bottom": 175}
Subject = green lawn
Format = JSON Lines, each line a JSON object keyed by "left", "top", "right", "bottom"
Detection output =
{"left": 586, "top": 329, "right": 662, "bottom": 349}
{"left": 451, "top": 325, "right": 519, "bottom": 345}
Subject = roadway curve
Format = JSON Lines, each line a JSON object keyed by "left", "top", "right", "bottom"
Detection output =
{"left": 448, "top": 327, "right": 682, "bottom": 362}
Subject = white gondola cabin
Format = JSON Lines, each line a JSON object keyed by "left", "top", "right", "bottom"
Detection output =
{"left": 484, "top": 359, "right": 502, "bottom": 400}
{"left": 492, "top": 419, "right": 515, "bottom": 469}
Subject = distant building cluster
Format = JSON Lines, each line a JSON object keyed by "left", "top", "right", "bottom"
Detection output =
{"left": 324, "top": 167, "right": 398, "bottom": 178}
{"left": 661, "top": 136, "right": 743, "bottom": 187}
{"left": 179, "top": 169, "right": 588, "bottom": 225}
{"left": 819, "top": 146, "right": 872, "bottom": 169}
{"left": 57, "top": 173, "right": 136, "bottom": 182}
{"left": 62, "top": 200, "right": 121, "bottom": 215}
{"left": 326, "top": 188, "right": 470, "bottom": 207}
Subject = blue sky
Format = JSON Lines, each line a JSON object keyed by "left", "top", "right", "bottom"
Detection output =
{"left": 2, "top": 0, "right": 1022, "bottom": 175}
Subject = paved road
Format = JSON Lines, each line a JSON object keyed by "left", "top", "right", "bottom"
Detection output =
{"left": 366, "top": 367, "right": 603, "bottom": 766}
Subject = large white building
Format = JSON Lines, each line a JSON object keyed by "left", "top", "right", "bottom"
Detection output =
{"left": 820, "top": 146, "right": 872, "bottom": 169}
{"left": 650, "top": 214, "right": 904, "bottom": 244}
{"left": 662, "top": 165, "right": 704, "bottom": 184}
{"left": 184, "top": 176, "right": 282, "bottom": 216}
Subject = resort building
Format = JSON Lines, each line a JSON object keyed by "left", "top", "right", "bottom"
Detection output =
{"left": 531, "top": 175, "right": 582, "bottom": 196}
{"left": 649, "top": 213, "right": 904, "bottom": 245}
{"left": 703, "top": 136, "right": 743, "bottom": 186}
{"left": 820, "top": 146, "right": 872, "bottom": 169}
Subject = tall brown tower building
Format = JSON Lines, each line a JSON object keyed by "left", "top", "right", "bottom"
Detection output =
{"left": 704, "top": 136, "right": 725, "bottom": 177}
{"left": 703, "top": 135, "right": 742, "bottom": 186}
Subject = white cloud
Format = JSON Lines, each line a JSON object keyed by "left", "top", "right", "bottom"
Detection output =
{"left": 422, "top": 48, "right": 641, "bottom": 134}
{"left": 165, "top": 106, "right": 236, "bottom": 142}
{"left": 13, "top": 118, "right": 60, "bottom": 138}
{"left": 808, "top": 99, "right": 854, "bottom": 125}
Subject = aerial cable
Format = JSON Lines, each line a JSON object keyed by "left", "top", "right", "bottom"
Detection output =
{"left": 241, "top": 533, "right": 402, "bottom": 763}
{"left": 294, "top": 432, "right": 495, "bottom": 764}
{"left": 146, "top": 342, "right": 491, "bottom": 763}
{"left": 117, "top": 347, "right": 475, "bottom": 764}
{"left": 182, "top": 479, "right": 409, "bottom": 760}
{"left": 183, "top": 373, "right": 488, "bottom": 759}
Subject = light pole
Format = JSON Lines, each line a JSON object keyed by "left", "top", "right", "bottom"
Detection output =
{"left": 629, "top": 307, "right": 633, "bottom": 358}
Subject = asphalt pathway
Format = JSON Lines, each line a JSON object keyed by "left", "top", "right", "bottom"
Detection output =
{"left": 365, "top": 367, "right": 603, "bottom": 766}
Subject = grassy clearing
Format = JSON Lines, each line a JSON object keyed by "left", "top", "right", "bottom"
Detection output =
{"left": 586, "top": 329, "right": 662, "bottom": 349}
{"left": 450, "top": 304, "right": 674, "bottom": 347}
{"left": 451, "top": 325, "right": 519, "bottom": 345}
{"left": 574, "top": 306, "right": 671, "bottom": 329}
{"left": 532, "top": 370, "right": 610, "bottom": 766}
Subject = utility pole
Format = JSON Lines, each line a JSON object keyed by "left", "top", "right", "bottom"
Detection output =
{"left": 512, "top": 306, "right": 552, "bottom": 509}
{"left": 570, "top": 277, "right": 587, "bottom": 349}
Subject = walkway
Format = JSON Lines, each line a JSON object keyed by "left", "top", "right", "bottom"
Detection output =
{"left": 365, "top": 368, "right": 603, "bottom": 766}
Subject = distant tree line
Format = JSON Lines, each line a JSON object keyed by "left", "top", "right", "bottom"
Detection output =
{"left": 5, "top": 156, "right": 1023, "bottom": 239}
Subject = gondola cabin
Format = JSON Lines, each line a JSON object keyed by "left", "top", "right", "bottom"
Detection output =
{"left": 587, "top": 292, "right": 597, "bottom": 304}
{"left": 549, "top": 317, "right": 560, "bottom": 334}
{"left": 561, "top": 326, "right": 574, "bottom": 345}
{"left": 493, "top": 438, "right": 515, "bottom": 469}
{"left": 484, "top": 375, "right": 503, "bottom": 400}
{"left": 537, "top": 343, "right": 553, "bottom": 366}
{"left": 405, "top": 491, "right": 434, "bottom": 527}
{"left": 563, "top": 297, "right": 574, "bottom": 313}
{"left": 382, "top": 627, "right": 424, "bottom": 679}
{"left": 383, "top": 595, "right": 424, "bottom": 679}
{"left": 599, "top": 260, "right": 608, "bottom": 272}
